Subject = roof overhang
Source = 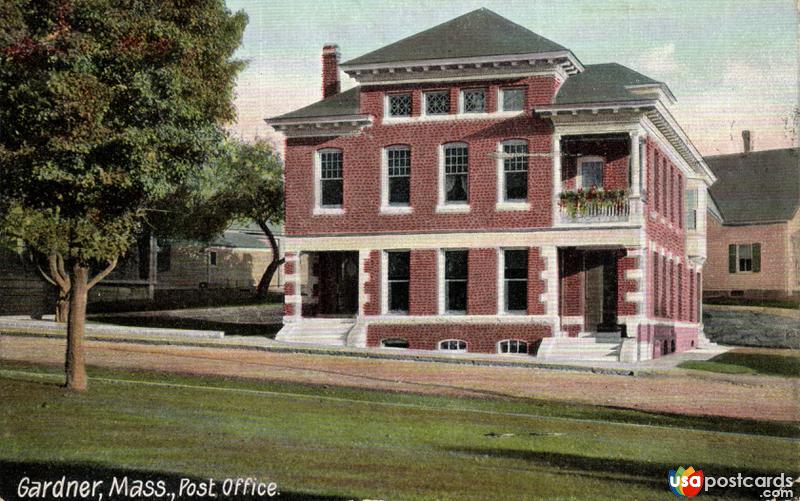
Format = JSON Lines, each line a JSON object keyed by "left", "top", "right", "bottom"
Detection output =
{"left": 625, "top": 83, "right": 677, "bottom": 104}
{"left": 340, "top": 50, "right": 584, "bottom": 83}
{"left": 265, "top": 114, "right": 372, "bottom": 138}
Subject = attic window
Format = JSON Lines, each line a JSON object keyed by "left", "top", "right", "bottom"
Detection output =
{"left": 461, "top": 89, "right": 486, "bottom": 113}
{"left": 500, "top": 88, "right": 525, "bottom": 111}
{"left": 388, "top": 93, "right": 411, "bottom": 117}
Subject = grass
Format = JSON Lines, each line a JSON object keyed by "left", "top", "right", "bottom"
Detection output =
{"left": 1, "top": 362, "right": 798, "bottom": 500}
{"left": 679, "top": 350, "right": 800, "bottom": 378}
{"left": 704, "top": 297, "right": 800, "bottom": 310}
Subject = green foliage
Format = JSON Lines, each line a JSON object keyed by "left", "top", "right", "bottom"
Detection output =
{"left": 150, "top": 137, "right": 284, "bottom": 243}
{"left": 558, "top": 188, "right": 628, "bottom": 218}
{"left": 0, "top": 0, "right": 247, "bottom": 264}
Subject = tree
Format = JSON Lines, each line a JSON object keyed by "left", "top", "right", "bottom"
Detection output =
{"left": 151, "top": 137, "right": 285, "bottom": 300}
{"left": 0, "top": 0, "right": 246, "bottom": 391}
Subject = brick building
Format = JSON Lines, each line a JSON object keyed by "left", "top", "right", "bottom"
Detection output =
{"left": 267, "top": 9, "right": 716, "bottom": 361}
{"left": 704, "top": 142, "right": 799, "bottom": 300}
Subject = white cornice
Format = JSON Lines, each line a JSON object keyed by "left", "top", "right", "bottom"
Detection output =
{"left": 265, "top": 114, "right": 371, "bottom": 127}
{"left": 356, "top": 68, "right": 566, "bottom": 87}
{"left": 536, "top": 99, "right": 658, "bottom": 116}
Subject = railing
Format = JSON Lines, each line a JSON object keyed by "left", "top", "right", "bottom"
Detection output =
{"left": 558, "top": 189, "right": 630, "bottom": 223}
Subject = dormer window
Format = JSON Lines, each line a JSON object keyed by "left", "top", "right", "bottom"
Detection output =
{"left": 425, "top": 91, "right": 450, "bottom": 115}
{"left": 578, "top": 156, "right": 605, "bottom": 189}
{"left": 461, "top": 89, "right": 486, "bottom": 113}
{"left": 388, "top": 93, "right": 411, "bottom": 117}
{"left": 499, "top": 87, "right": 525, "bottom": 112}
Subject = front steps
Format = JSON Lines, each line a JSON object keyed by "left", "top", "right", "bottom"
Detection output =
{"left": 537, "top": 332, "right": 624, "bottom": 362}
{"left": 275, "top": 318, "right": 356, "bottom": 346}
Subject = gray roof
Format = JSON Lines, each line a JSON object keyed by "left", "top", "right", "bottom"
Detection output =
{"left": 342, "top": 8, "right": 570, "bottom": 67}
{"left": 554, "top": 63, "right": 663, "bottom": 105}
{"left": 706, "top": 148, "right": 799, "bottom": 224}
{"left": 269, "top": 86, "right": 361, "bottom": 122}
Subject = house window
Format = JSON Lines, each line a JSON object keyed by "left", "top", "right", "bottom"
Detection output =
{"left": 501, "top": 141, "right": 528, "bottom": 201}
{"left": 425, "top": 91, "right": 450, "bottom": 115}
{"left": 381, "top": 338, "right": 409, "bottom": 348}
{"left": 498, "top": 339, "right": 528, "bottom": 354}
{"left": 461, "top": 89, "right": 486, "bottom": 113}
{"left": 386, "top": 146, "right": 411, "bottom": 206}
{"left": 387, "top": 251, "right": 410, "bottom": 313}
{"left": 443, "top": 143, "right": 468, "bottom": 203}
{"left": 500, "top": 87, "right": 525, "bottom": 111}
{"left": 388, "top": 93, "right": 411, "bottom": 117}
{"left": 318, "top": 149, "right": 343, "bottom": 207}
{"left": 685, "top": 188, "right": 698, "bottom": 230}
{"left": 578, "top": 156, "right": 604, "bottom": 189}
{"left": 209, "top": 251, "right": 217, "bottom": 267}
{"left": 444, "top": 250, "right": 468, "bottom": 313}
{"left": 729, "top": 243, "right": 761, "bottom": 273}
{"left": 503, "top": 249, "right": 528, "bottom": 313}
{"left": 438, "top": 339, "right": 467, "bottom": 351}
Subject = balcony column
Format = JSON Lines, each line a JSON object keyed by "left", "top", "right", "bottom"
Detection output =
{"left": 629, "top": 130, "right": 642, "bottom": 218}
{"left": 551, "top": 132, "right": 562, "bottom": 224}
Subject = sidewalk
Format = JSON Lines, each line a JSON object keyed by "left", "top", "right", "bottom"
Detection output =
{"left": 0, "top": 315, "right": 729, "bottom": 375}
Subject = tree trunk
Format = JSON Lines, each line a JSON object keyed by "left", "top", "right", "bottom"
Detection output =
{"left": 255, "top": 220, "right": 285, "bottom": 301}
{"left": 55, "top": 292, "right": 69, "bottom": 323}
{"left": 65, "top": 263, "right": 89, "bottom": 392}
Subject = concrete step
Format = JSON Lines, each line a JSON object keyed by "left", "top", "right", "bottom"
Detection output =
{"left": 276, "top": 319, "right": 355, "bottom": 347}
{"left": 537, "top": 335, "right": 622, "bottom": 362}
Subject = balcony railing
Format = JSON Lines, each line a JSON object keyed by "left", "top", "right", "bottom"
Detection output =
{"left": 558, "top": 188, "right": 630, "bottom": 223}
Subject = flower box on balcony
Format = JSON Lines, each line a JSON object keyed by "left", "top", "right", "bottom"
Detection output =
{"left": 559, "top": 187, "right": 629, "bottom": 220}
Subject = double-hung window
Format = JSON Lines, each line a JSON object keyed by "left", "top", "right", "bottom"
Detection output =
{"left": 501, "top": 141, "right": 528, "bottom": 201}
{"left": 318, "top": 149, "right": 343, "bottom": 208}
{"left": 503, "top": 249, "right": 528, "bottom": 313}
{"left": 387, "top": 93, "right": 411, "bottom": 117}
{"left": 386, "top": 146, "right": 411, "bottom": 206}
{"left": 387, "top": 251, "right": 410, "bottom": 313}
{"left": 578, "top": 156, "right": 604, "bottom": 189}
{"left": 443, "top": 143, "right": 468, "bottom": 204}
{"left": 729, "top": 243, "right": 761, "bottom": 273}
{"left": 499, "top": 87, "right": 525, "bottom": 112}
{"left": 461, "top": 89, "right": 486, "bottom": 113}
{"left": 444, "top": 250, "right": 468, "bottom": 313}
{"left": 425, "top": 91, "right": 450, "bottom": 115}
{"left": 685, "top": 188, "right": 698, "bottom": 230}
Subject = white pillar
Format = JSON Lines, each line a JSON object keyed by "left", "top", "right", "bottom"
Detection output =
{"left": 630, "top": 130, "right": 641, "bottom": 198}
{"left": 552, "top": 132, "right": 562, "bottom": 225}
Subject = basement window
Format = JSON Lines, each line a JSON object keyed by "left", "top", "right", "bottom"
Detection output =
{"left": 438, "top": 339, "right": 467, "bottom": 352}
{"left": 498, "top": 339, "right": 528, "bottom": 354}
{"left": 381, "top": 338, "right": 409, "bottom": 349}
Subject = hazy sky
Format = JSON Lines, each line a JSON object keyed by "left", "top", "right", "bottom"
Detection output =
{"left": 225, "top": 0, "right": 798, "bottom": 156}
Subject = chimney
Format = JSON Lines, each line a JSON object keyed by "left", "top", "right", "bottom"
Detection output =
{"left": 321, "top": 44, "right": 340, "bottom": 99}
{"left": 742, "top": 130, "right": 752, "bottom": 153}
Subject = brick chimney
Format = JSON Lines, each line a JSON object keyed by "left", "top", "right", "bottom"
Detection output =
{"left": 742, "top": 130, "right": 752, "bottom": 153}
{"left": 321, "top": 44, "right": 340, "bottom": 99}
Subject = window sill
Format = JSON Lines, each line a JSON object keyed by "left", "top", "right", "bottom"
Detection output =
{"left": 495, "top": 201, "right": 530, "bottom": 212}
{"left": 500, "top": 310, "right": 527, "bottom": 316}
{"left": 435, "top": 204, "right": 470, "bottom": 214}
{"left": 380, "top": 206, "right": 413, "bottom": 215}
{"left": 313, "top": 207, "right": 346, "bottom": 216}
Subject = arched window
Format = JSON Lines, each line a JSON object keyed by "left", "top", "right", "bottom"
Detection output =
{"left": 577, "top": 155, "right": 605, "bottom": 190}
{"left": 438, "top": 339, "right": 467, "bottom": 352}
{"left": 381, "top": 338, "right": 409, "bottom": 349}
{"left": 498, "top": 339, "right": 528, "bottom": 354}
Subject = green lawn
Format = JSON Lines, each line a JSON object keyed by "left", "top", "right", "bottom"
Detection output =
{"left": 1, "top": 362, "right": 797, "bottom": 500}
{"left": 679, "top": 350, "right": 800, "bottom": 378}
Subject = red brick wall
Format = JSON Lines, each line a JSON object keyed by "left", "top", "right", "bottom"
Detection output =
{"left": 561, "top": 138, "right": 629, "bottom": 190}
{"left": 409, "top": 250, "right": 438, "bottom": 315}
{"left": 559, "top": 248, "right": 583, "bottom": 317}
{"left": 644, "top": 137, "right": 686, "bottom": 257}
{"left": 366, "top": 323, "right": 551, "bottom": 353}
{"left": 363, "top": 251, "right": 380, "bottom": 315}
{"left": 467, "top": 248, "right": 497, "bottom": 315}
{"left": 284, "top": 76, "right": 561, "bottom": 237}
{"left": 617, "top": 252, "right": 639, "bottom": 316}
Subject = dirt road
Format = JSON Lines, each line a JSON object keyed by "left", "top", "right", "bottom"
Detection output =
{"left": 1, "top": 334, "right": 797, "bottom": 422}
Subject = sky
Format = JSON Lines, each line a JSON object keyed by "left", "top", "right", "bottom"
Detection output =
{"left": 224, "top": 0, "right": 799, "bottom": 157}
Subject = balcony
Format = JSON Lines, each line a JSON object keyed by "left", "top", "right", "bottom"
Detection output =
{"left": 558, "top": 188, "right": 631, "bottom": 224}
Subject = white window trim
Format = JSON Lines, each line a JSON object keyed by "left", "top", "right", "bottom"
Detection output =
{"left": 380, "top": 146, "right": 413, "bottom": 215}
{"left": 497, "top": 248, "right": 528, "bottom": 315}
{"left": 436, "top": 142, "right": 470, "bottom": 213}
{"left": 438, "top": 248, "right": 468, "bottom": 315}
{"left": 576, "top": 155, "right": 605, "bottom": 190}
{"left": 384, "top": 92, "right": 412, "bottom": 119}
{"left": 314, "top": 148, "right": 345, "bottom": 215}
{"left": 438, "top": 339, "right": 468, "bottom": 352}
{"left": 497, "top": 87, "right": 526, "bottom": 112}
{"left": 734, "top": 243, "right": 756, "bottom": 274}
{"left": 382, "top": 249, "right": 410, "bottom": 315}
{"left": 458, "top": 88, "right": 488, "bottom": 114}
{"left": 421, "top": 90, "right": 450, "bottom": 117}
{"left": 495, "top": 139, "right": 531, "bottom": 211}
{"left": 497, "top": 338, "right": 528, "bottom": 355}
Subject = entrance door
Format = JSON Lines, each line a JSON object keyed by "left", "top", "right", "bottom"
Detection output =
{"left": 317, "top": 252, "right": 359, "bottom": 316}
{"left": 584, "top": 253, "right": 604, "bottom": 332}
